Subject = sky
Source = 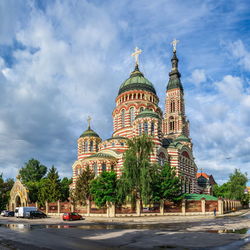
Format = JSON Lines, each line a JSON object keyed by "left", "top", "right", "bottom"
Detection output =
{"left": 0, "top": 0, "right": 249, "bottom": 185}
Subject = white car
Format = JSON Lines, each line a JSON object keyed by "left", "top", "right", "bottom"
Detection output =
{"left": 1, "top": 210, "right": 9, "bottom": 216}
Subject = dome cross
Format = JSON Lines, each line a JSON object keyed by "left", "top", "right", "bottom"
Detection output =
{"left": 87, "top": 116, "right": 92, "bottom": 129}
{"left": 171, "top": 39, "right": 179, "bottom": 52}
{"left": 131, "top": 47, "right": 142, "bottom": 66}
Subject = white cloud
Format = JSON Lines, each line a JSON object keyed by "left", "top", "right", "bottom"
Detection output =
{"left": 228, "top": 40, "right": 250, "bottom": 71}
{"left": 189, "top": 69, "right": 207, "bottom": 85}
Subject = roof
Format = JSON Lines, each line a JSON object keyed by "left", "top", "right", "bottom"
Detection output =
{"left": 106, "top": 136, "right": 128, "bottom": 141}
{"left": 184, "top": 193, "right": 218, "bottom": 201}
{"left": 118, "top": 64, "right": 156, "bottom": 95}
{"left": 86, "top": 152, "right": 116, "bottom": 159}
{"left": 167, "top": 51, "right": 183, "bottom": 92}
{"left": 197, "top": 172, "right": 210, "bottom": 179}
{"left": 135, "top": 109, "right": 160, "bottom": 120}
{"left": 175, "top": 134, "right": 191, "bottom": 142}
{"left": 79, "top": 126, "right": 100, "bottom": 138}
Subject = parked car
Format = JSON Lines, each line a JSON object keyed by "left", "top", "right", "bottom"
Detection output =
{"left": 6, "top": 211, "right": 14, "bottom": 217}
{"left": 1, "top": 210, "right": 8, "bottom": 216}
{"left": 27, "top": 211, "right": 47, "bottom": 219}
{"left": 62, "top": 212, "right": 83, "bottom": 221}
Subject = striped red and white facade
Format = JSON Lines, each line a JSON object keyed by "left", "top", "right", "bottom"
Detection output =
{"left": 71, "top": 49, "right": 198, "bottom": 193}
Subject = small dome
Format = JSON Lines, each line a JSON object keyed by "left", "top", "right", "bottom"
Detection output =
{"left": 118, "top": 65, "right": 156, "bottom": 95}
{"left": 174, "top": 134, "right": 190, "bottom": 142}
{"left": 80, "top": 127, "right": 100, "bottom": 138}
{"left": 135, "top": 108, "right": 160, "bottom": 120}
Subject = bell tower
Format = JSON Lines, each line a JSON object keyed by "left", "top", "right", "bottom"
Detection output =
{"left": 163, "top": 40, "right": 190, "bottom": 140}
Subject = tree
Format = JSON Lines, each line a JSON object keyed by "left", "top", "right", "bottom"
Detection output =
{"left": 38, "top": 166, "right": 62, "bottom": 204}
{"left": 61, "top": 177, "right": 72, "bottom": 201}
{"left": 19, "top": 158, "right": 47, "bottom": 183}
{"left": 228, "top": 169, "right": 248, "bottom": 201}
{"left": 118, "top": 134, "right": 154, "bottom": 205}
{"left": 213, "top": 169, "right": 248, "bottom": 204}
{"left": 72, "top": 166, "right": 95, "bottom": 205}
{"left": 90, "top": 171, "right": 117, "bottom": 208}
{"left": 0, "top": 174, "right": 14, "bottom": 210}
{"left": 153, "top": 163, "right": 182, "bottom": 202}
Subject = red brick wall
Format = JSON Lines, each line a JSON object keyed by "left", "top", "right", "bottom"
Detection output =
{"left": 186, "top": 200, "right": 201, "bottom": 212}
{"left": 164, "top": 201, "right": 182, "bottom": 213}
{"left": 205, "top": 201, "right": 218, "bottom": 212}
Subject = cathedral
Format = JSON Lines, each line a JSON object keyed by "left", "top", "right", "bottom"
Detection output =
{"left": 71, "top": 42, "right": 198, "bottom": 193}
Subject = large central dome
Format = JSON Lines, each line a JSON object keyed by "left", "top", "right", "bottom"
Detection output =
{"left": 118, "top": 65, "right": 156, "bottom": 95}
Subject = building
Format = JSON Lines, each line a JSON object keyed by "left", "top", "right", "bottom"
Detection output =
{"left": 196, "top": 172, "right": 217, "bottom": 195}
{"left": 71, "top": 43, "right": 198, "bottom": 193}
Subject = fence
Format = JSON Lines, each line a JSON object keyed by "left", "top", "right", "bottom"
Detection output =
{"left": 28, "top": 198, "right": 242, "bottom": 217}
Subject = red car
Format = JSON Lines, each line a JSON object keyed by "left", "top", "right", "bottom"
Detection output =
{"left": 62, "top": 212, "right": 83, "bottom": 221}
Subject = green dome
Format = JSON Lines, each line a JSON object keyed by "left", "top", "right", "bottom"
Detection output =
{"left": 80, "top": 126, "right": 100, "bottom": 138}
{"left": 135, "top": 109, "right": 160, "bottom": 120}
{"left": 118, "top": 65, "right": 156, "bottom": 95}
{"left": 175, "top": 134, "right": 190, "bottom": 142}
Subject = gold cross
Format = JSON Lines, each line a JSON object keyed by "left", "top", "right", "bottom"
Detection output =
{"left": 131, "top": 47, "right": 142, "bottom": 65}
{"left": 87, "top": 116, "right": 92, "bottom": 128}
{"left": 171, "top": 39, "right": 179, "bottom": 52}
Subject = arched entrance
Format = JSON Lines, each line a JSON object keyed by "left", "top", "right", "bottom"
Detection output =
{"left": 15, "top": 195, "right": 21, "bottom": 207}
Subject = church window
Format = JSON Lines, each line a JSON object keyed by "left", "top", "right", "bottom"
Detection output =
{"left": 85, "top": 141, "right": 88, "bottom": 152}
{"left": 139, "top": 123, "right": 142, "bottom": 135}
{"left": 140, "top": 107, "right": 144, "bottom": 112}
{"left": 120, "top": 142, "right": 124, "bottom": 146}
{"left": 138, "top": 93, "right": 141, "bottom": 99}
{"left": 158, "top": 152, "right": 165, "bottom": 166}
{"left": 169, "top": 117, "right": 175, "bottom": 131}
{"left": 90, "top": 140, "right": 93, "bottom": 152}
{"left": 121, "top": 109, "right": 125, "bottom": 127}
{"left": 143, "top": 122, "right": 148, "bottom": 134}
{"left": 151, "top": 122, "right": 154, "bottom": 135}
{"left": 130, "top": 107, "right": 135, "bottom": 125}
{"left": 96, "top": 144, "right": 98, "bottom": 151}
{"left": 102, "top": 163, "right": 106, "bottom": 172}
{"left": 170, "top": 100, "right": 175, "bottom": 112}
{"left": 112, "top": 142, "right": 115, "bottom": 147}
{"left": 94, "top": 163, "right": 98, "bottom": 176}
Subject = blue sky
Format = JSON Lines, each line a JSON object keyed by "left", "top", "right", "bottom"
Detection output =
{"left": 0, "top": 0, "right": 249, "bottom": 185}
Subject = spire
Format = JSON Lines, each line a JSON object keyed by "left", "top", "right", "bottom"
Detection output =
{"left": 167, "top": 41, "right": 183, "bottom": 92}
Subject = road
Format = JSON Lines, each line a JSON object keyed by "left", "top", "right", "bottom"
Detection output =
{"left": 0, "top": 210, "right": 249, "bottom": 249}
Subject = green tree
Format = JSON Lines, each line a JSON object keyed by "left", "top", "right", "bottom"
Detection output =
{"left": 61, "top": 177, "right": 72, "bottom": 201}
{"left": 213, "top": 169, "right": 248, "bottom": 204}
{"left": 38, "top": 166, "right": 62, "bottom": 204}
{"left": 118, "top": 134, "right": 154, "bottom": 205}
{"left": 90, "top": 171, "right": 117, "bottom": 208}
{"left": 0, "top": 174, "right": 14, "bottom": 210}
{"left": 228, "top": 169, "right": 248, "bottom": 201}
{"left": 19, "top": 158, "right": 47, "bottom": 183}
{"left": 153, "top": 163, "right": 182, "bottom": 202}
{"left": 72, "top": 166, "right": 95, "bottom": 205}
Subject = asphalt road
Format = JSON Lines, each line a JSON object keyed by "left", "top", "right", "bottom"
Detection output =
{"left": 0, "top": 211, "right": 249, "bottom": 249}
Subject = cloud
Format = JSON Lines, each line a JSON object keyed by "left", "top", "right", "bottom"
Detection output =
{"left": 0, "top": 0, "right": 250, "bottom": 185}
{"left": 187, "top": 74, "right": 250, "bottom": 182}
{"left": 228, "top": 40, "right": 250, "bottom": 71}
{"left": 189, "top": 69, "right": 207, "bottom": 86}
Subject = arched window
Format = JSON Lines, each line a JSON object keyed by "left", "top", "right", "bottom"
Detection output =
{"left": 96, "top": 144, "right": 98, "bottom": 151}
{"left": 90, "top": 140, "right": 93, "bottom": 152}
{"left": 169, "top": 116, "right": 175, "bottom": 131}
{"left": 94, "top": 163, "right": 98, "bottom": 176}
{"left": 139, "top": 123, "right": 142, "bottom": 135}
{"left": 151, "top": 122, "right": 154, "bottom": 135}
{"left": 170, "top": 100, "right": 175, "bottom": 112}
{"left": 143, "top": 122, "right": 148, "bottom": 134}
{"left": 84, "top": 141, "right": 88, "bottom": 152}
{"left": 102, "top": 163, "right": 106, "bottom": 172}
{"left": 158, "top": 152, "right": 165, "bottom": 166}
{"left": 130, "top": 107, "right": 135, "bottom": 125}
{"left": 121, "top": 109, "right": 125, "bottom": 127}
{"left": 140, "top": 107, "right": 144, "bottom": 112}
